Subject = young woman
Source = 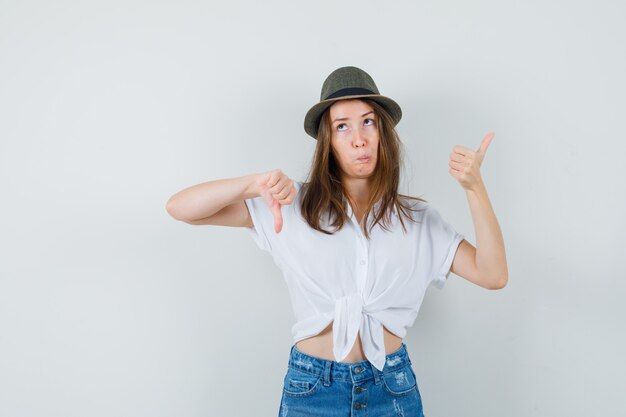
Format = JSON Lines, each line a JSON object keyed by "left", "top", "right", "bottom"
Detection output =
{"left": 166, "top": 66, "right": 508, "bottom": 417}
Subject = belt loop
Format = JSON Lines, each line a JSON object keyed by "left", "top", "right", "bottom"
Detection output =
{"left": 289, "top": 344, "right": 295, "bottom": 366}
{"left": 323, "top": 360, "right": 332, "bottom": 387}
{"left": 405, "top": 343, "right": 413, "bottom": 366}
{"left": 371, "top": 362, "right": 382, "bottom": 385}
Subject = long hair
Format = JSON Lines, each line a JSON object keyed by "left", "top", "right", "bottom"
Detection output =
{"left": 299, "top": 98, "right": 427, "bottom": 239}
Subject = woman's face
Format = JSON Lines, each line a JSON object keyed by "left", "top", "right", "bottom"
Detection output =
{"left": 329, "top": 99, "right": 379, "bottom": 180}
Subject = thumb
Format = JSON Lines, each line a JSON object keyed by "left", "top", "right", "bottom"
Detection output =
{"left": 477, "top": 132, "right": 495, "bottom": 154}
{"left": 270, "top": 199, "right": 283, "bottom": 234}
{"left": 259, "top": 187, "right": 283, "bottom": 233}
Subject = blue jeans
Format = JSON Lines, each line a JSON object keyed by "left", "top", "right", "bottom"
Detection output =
{"left": 278, "top": 342, "right": 425, "bottom": 417}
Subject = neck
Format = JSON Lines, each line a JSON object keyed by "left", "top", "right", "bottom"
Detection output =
{"left": 343, "top": 177, "right": 371, "bottom": 208}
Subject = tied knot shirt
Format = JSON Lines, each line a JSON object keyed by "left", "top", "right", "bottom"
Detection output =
{"left": 243, "top": 181, "right": 464, "bottom": 372}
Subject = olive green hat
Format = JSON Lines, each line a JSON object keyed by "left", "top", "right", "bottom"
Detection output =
{"left": 303, "top": 66, "right": 402, "bottom": 139}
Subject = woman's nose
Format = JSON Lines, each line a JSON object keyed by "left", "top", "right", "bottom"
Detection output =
{"left": 352, "top": 128, "right": 366, "bottom": 146}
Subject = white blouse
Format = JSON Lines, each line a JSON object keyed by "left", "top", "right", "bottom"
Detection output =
{"left": 244, "top": 180, "right": 464, "bottom": 372}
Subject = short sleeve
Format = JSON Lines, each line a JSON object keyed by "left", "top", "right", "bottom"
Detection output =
{"left": 424, "top": 205, "right": 465, "bottom": 290}
{"left": 243, "top": 195, "right": 274, "bottom": 252}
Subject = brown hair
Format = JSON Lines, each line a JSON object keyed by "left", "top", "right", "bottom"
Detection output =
{"left": 299, "top": 98, "right": 427, "bottom": 239}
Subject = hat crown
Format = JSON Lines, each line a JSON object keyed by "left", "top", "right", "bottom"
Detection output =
{"left": 320, "top": 66, "right": 380, "bottom": 101}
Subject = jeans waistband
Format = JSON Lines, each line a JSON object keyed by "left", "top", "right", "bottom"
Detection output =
{"left": 287, "top": 342, "right": 412, "bottom": 383}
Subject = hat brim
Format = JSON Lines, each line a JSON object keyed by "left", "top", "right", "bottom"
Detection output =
{"left": 304, "top": 94, "right": 402, "bottom": 139}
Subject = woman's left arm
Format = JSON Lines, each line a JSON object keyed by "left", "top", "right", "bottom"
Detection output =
{"left": 448, "top": 132, "right": 509, "bottom": 290}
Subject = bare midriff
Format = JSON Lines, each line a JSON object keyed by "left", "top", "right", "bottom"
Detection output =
{"left": 295, "top": 321, "right": 403, "bottom": 363}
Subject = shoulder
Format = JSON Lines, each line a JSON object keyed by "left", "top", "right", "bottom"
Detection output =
{"left": 293, "top": 180, "right": 307, "bottom": 204}
{"left": 397, "top": 195, "right": 430, "bottom": 220}
{"left": 282, "top": 180, "right": 306, "bottom": 218}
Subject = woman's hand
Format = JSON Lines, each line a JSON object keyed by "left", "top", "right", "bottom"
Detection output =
{"left": 254, "top": 169, "right": 297, "bottom": 233}
{"left": 449, "top": 132, "right": 495, "bottom": 192}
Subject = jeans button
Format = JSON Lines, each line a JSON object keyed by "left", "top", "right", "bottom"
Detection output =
{"left": 354, "top": 366, "right": 364, "bottom": 373}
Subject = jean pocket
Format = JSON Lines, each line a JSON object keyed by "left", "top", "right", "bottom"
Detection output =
{"left": 381, "top": 364, "right": 417, "bottom": 397}
{"left": 282, "top": 366, "right": 323, "bottom": 398}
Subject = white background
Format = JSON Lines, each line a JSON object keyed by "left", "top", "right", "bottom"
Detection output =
{"left": 1, "top": 0, "right": 625, "bottom": 416}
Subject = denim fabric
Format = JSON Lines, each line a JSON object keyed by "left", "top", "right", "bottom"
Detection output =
{"left": 278, "top": 342, "right": 425, "bottom": 417}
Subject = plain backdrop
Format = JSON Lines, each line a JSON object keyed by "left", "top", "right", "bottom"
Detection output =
{"left": 1, "top": 0, "right": 625, "bottom": 416}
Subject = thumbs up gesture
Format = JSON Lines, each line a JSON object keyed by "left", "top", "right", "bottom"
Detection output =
{"left": 255, "top": 169, "right": 297, "bottom": 233}
{"left": 449, "top": 132, "right": 495, "bottom": 192}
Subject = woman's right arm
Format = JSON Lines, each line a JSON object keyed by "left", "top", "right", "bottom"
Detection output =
{"left": 165, "top": 173, "right": 262, "bottom": 227}
{"left": 165, "top": 169, "right": 296, "bottom": 231}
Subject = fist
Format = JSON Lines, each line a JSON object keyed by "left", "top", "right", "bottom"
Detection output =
{"left": 255, "top": 169, "right": 297, "bottom": 233}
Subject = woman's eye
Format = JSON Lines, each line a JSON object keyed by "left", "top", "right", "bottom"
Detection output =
{"left": 337, "top": 119, "right": 374, "bottom": 131}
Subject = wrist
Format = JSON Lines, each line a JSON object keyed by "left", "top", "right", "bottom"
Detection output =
{"left": 248, "top": 173, "right": 267, "bottom": 198}
{"left": 465, "top": 179, "right": 487, "bottom": 196}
